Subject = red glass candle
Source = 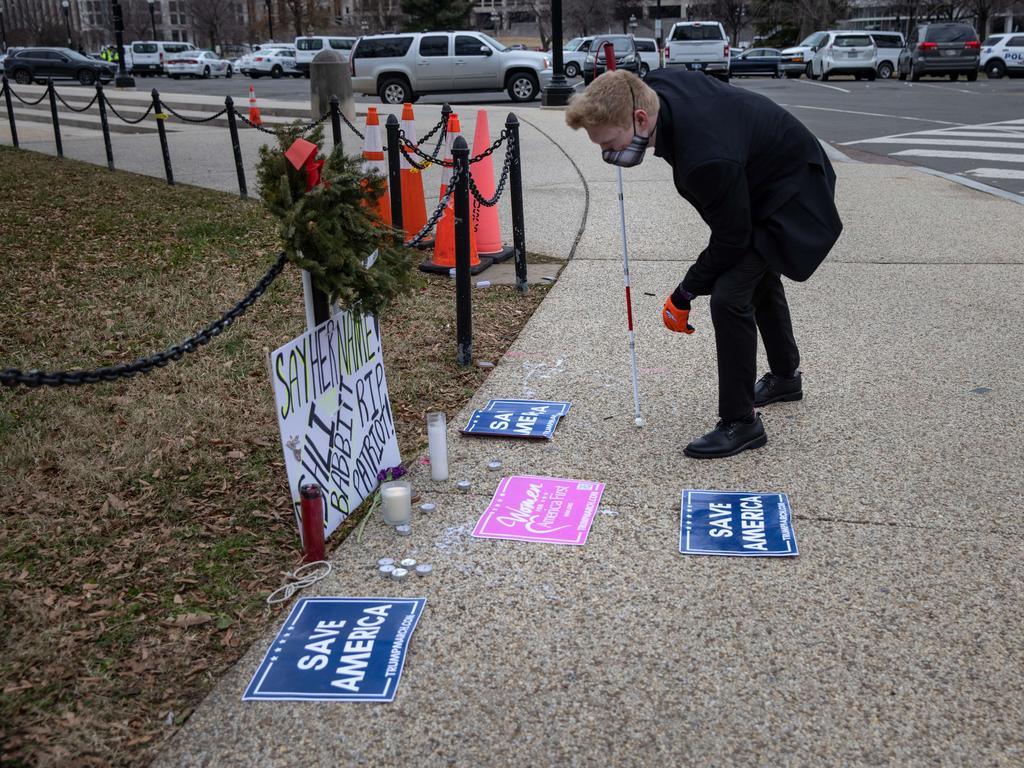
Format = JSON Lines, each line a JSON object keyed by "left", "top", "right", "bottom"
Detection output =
{"left": 299, "top": 484, "right": 326, "bottom": 563}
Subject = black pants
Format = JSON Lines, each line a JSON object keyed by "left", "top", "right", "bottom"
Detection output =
{"left": 709, "top": 251, "right": 800, "bottom": 421}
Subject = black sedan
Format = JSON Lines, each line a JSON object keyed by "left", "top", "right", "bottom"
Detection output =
{"left": 3, "top": 47, "right": 116, "bottom": 86}
{"left": 582, "top": 35, "right": 641, "bottom": 84}
{"left": 729, "top": 48, "right": 783, "bottom": 77}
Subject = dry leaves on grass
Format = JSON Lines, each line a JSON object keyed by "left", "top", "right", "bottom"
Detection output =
{"left": 0, "top": 147, "right": 552, "bottom": 767}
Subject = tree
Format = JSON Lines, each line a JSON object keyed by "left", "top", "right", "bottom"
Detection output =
{"left": 400, "top": 0, "right": 475, "bottom": 32}
{"left": 528, "top": 0, "right": 552, "bottom": 49}
{"left": 186, "top": 0, "right": 237, "bottom": 51}
{"left": 564, "top": 0, "right": 610, "bottom": 37}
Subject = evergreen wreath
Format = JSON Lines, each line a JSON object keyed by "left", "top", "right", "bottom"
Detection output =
{"left": 257, "top": 123, "right": 418, "bottom": 317}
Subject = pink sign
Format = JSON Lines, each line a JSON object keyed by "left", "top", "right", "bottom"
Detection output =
{"left": 472, "top": 475, "right": 605, "bottom": 545}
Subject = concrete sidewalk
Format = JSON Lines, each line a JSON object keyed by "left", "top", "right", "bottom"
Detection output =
{"left": 13, "top": 101, "right": 1021, "bottom": 765}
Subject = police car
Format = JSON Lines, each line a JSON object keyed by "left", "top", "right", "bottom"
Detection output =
{"left": 981, "top": 33, "right": 1024, "bottom": 78}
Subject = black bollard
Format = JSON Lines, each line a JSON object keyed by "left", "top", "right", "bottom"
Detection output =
{"left": 453, "top": 135, "right": 472, "bottom": 367}
{"left": 96, "top": 83, "right": 114, "bottom": 170}
{"left": 47, "top": 80, "right": 63, "bottom": 158}
{"left": 225, "top": 96, "right": 247, "bottom": 198}
{"left": 3, "top": 77, "right": 19, "bottom": 148}
{"left": 506, "top": 113, "right": 528, "bottom": 293}
{"left": 151, "top": 89, "right": 173, "bottom": 185}
{"left": 385, "top": 114, "right": 403, "bottom": 236}
{"left": 329, "top": 95, "right": 342, "bottom": 149}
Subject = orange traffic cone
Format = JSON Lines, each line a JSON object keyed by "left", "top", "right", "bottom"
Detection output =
{"left": 399, "top": 102, "right": 428, "bottom": 244}
{"left": 421, "top": 113, "right": 491, "bottom": 276}
{"left": 470, "top": 109, "right": 514, "bottom": 262}
{"left": 248, "top": 85, "right": 262, "bottom": 126}
{"left": 361, "top": 107, "right": 390, "bottom": 226}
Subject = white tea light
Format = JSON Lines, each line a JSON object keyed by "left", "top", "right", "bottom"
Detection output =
{"left": 456, "top": 480, "right": 471, "bottom": 492}
{"left": 419, "top": 502, "right": 437, "bottom": 515}
{"left": 395, "top": 524, "right": 412, "bottom": 536}
{"left": 391, "top": 568, "right": 409, "bottom": 581}
{"left": 400, "top": 558, "right": 417, "bottom": 568}
{"left": 415, "top": 564, "right": 433, "bottom": 578}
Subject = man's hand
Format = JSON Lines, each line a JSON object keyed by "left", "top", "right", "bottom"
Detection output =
{"left": 662, "top": 295, "right": 695, "bottom": 334}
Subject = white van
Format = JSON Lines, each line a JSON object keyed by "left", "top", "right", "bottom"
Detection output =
{"left": 294, "top": 36, "right": 357, "bottom": 76}
{"left": 128, "top": 40, "right": 197, "bottom": 76}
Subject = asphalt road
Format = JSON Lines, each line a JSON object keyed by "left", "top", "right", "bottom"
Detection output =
{"left": 109, "top": 69, "right": 1024, "bottom": 196}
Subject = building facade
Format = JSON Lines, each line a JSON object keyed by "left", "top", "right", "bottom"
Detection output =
{"left": 839, "top": 1, "right": 1022, "bottom": 36}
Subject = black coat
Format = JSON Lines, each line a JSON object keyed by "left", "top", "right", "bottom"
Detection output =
{"left": 645, "top": 69, "right": 843, "bottom": 295}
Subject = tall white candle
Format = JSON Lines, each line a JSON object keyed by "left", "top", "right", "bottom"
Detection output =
{"left": 380, "top": 482, "right": 411, "bottom": 525}
{"left": 427, "top": 412, "right": 449, "bottom": 481}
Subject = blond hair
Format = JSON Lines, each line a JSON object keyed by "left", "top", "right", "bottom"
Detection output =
{"left": 565, "top": 70, "right": 659, "bottom": 132}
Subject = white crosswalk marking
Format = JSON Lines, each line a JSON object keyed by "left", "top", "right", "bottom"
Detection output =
{"left": 965, "top": 168, "right": 1024, "bottom": 180}
{"left": 841, "top": 117, "right": 1024, "bottom": 193}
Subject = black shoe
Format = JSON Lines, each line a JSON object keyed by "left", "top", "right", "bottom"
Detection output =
{"left": 754, "top": 371, "right": 803, "bottom": 407}
{"left": 684, "top": 413, "right": 768, "bottom": 459}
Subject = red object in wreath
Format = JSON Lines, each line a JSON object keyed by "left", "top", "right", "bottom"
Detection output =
{"left": 285, "top": 138, "right": 324, "bottom": 192}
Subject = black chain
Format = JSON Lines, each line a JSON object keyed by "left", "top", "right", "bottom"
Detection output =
{"left": 468, "top": 132, "right": 514, "bottom": 208}
{"left": 338, "top": 110, "right": 364, "bottom": 140}
{"left": 103, "top": 96, "right": 155, "bottom": 125}
{"left": 54, "top": 89, "right": 100, "bottom": 113}
{"left": 399, "top": 129, "right": 509, "bottom": 170}
{"left": 1, "top": 253, "right": 287, "bottom": 388}
{"left": 237, "top": 112, "right": 278, "bottom": 134}
{"left": 291, "top": 109, "right": 332, "bottom": 133}
{"left": 405, "top": 165, "right": 462, "bottom": 248}
{"left": 162, "top": 102, "right": 228, "bottom": 123}
{"left": 418, "top": 113, "right": 448, "bottom": 146}
{"left": 7, "top": 85, "right": 49, "bottom": 106}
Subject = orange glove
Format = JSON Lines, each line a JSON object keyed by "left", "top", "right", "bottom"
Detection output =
{"left": 662, "top": 295, "right": 695, "bottom": 334}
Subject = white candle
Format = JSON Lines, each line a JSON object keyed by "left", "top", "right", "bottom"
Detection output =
{"left": 380, "top": 482, "right": 411, "bottom": 526}
{"left": 427, "top": 412, "right": 449, "bottom": 481}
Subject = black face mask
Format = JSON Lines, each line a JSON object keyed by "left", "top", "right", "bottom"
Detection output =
{"left": 601, "top": 85, "right": 650, "bottom": 168}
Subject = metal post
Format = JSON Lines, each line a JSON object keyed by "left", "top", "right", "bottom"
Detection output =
{"left": 266, "top": 0, "right": 274, "bottom": 41}
{"left": 47, "top": 80, "right": 63, "bottom": 158}
{"left": 329, "top": 94, "right": 342, "bottom": 149}
{"left": 96, "top": 82, "right": 113, "bottom": 170}
{"left": 2, "top": 76, "right": 18, "bottom": 148}
{"left": 151, "top": 89, "right": 173, "bottom": 185}
{"left": 542, "top": 0, "right": 574, "bottom": 107}
{"left": 225, "top": 95, "right": 247, "bottom": 198}
{"left": 506, "top": 114, "right": 528, "bottom": 293}
{"left": 385, "top": 114, "right": 403, "bottom": 236}
{"left": 111, "top": 1, "right": 135, "bottom": 87}
{"left": 453, "top": 135, "right": 472, "bottom": 366}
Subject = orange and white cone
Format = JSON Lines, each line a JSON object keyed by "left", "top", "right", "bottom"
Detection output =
{"left": 399, "top": 102, "right": 428, "bottom": 243}
{"left": 470, "top": 109, "right": 514, "bottom": 262}
{"left": 421, "top": 112, "right": 489, "bottom": 275}
{"left": 247, "top": 85, "right": 262, "bottom": 126}
{"left": 361, "top": 106, "right": 390, "bottom": 226}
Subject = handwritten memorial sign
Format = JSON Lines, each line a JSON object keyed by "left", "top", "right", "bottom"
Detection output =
{"left": 462, "top": 399, "right": 569, "bottom": 439}
{"left": 243, "top": 597, "right": 425, "bottom": 702}
{"left": 679, "top": 490, "right": 798, "bottom": 557}
{"left": 473, "top": 475, "right": 605, "bottom": 545}
{"left": 271, "top": 311, "right": 400, "bottom": 539}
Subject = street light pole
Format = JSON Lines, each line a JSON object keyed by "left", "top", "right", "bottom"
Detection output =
{"left": 111, "top": 0, "right": 135, "bottom": 87}
{"left": 266, "top": 0, "right": 275, "bottom": 41}
{"left": 148, "top": 0, "right": 157, "bottom": 40}
{"left": 1, "top": 3, "right": 8, "bottom": 54}
{"left": 62, "top": 0, "right": 72, "bottom": 48}
{"left": 541, "top": 0, "right": 574, "bottom": 107}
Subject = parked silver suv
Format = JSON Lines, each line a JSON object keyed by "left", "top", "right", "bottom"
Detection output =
{"left": 350, "top": 31, "right": 552, "bottom": 104}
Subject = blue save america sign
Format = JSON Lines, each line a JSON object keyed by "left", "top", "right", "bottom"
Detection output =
{"left": 462, "top": 399, "right": 571, "bottom": 439}
{"left": 243, "top": 597, "right": 425, "bottom": 702}
{"left": 679, "top": 490, "right": 798, "bottom": 557}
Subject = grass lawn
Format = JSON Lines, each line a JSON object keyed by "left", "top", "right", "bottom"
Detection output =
{"left": 0, "top": 146, "right": 552, "bottom": 767}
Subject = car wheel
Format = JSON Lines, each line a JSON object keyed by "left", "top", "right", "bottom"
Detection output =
{"left": 639, "top": 62, "right": 650, "bottom": 77}
{"left": 507, "top": 71, "right": 539, "bottom": 102}
{"left": 966, "top": 69, "right": 978, "bottom": 82}
{"left": 985, "top": 60, "right": 1005, "bottom": 78}
{"left": 13, "top": 69, "right": 33, "bottom": 85}
{"left": 271, "top": 65, "right": 283, "bottom": 79}
{"left": 378, "top": 76, "right": 411, "bottom": 105}
{"left": 820, "top": 69, "right": 829, "bottom": 81}
{"left": 910, "top": 60, "right": 922, "bottom": 82}
{"left": 564, "top": 61, "right": 580, "bottom": 78}
{"left": 877, "top": 61, "right": 894, "bottom": 79}
{"left": 78, "top": 69, "right": 96, "bottom": 86}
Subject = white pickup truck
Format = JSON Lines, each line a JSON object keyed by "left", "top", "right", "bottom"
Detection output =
{"left": 665, "top": 21, "right": 730, "bottom": 81}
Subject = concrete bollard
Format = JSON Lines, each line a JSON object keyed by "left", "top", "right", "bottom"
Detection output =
{"left": 310, "top": 49, "right": 355, "bottom": 128}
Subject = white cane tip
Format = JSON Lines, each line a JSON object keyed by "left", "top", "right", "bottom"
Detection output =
{"left": 634, "top": 416, "right": 646, "bottom": 428}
